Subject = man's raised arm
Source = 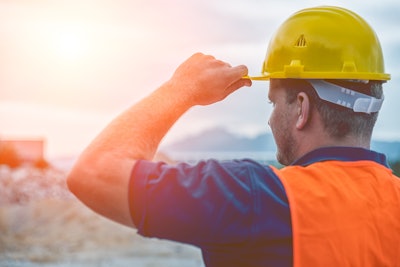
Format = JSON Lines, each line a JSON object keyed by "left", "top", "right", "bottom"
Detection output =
{"left": 66, "top": 53, "right": 251, "bottom": 227}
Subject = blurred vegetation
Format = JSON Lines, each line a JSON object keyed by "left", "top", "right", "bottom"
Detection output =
{"left": 0, "top": 143, "right": 21, "bottom": 168}
{"left": 33, "top": 157, "right": 50, "bottom": 169}
{"left": 390, "top": 161, "right": 400, "bottom": 177}
{"left": 0, "top": 143, "right": 49, "bottom": 169}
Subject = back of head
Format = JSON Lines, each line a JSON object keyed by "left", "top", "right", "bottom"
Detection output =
{"left": 280, "top": 79, "right": 382, "bottom": 140}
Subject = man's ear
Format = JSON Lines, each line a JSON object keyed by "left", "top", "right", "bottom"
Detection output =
{"left": 296, "top": 92, "right": 310, "bottom": 130}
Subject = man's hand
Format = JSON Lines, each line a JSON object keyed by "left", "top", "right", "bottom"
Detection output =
{"left": 167, "top": 53, "right": 251, "bottom": 106}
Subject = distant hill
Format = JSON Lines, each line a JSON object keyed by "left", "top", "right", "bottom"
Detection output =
{"left": 163, "top": 127, "right": 400, "bottom": 162}
{"left": 164, "top": 127, "right": 276, "bottom": 152}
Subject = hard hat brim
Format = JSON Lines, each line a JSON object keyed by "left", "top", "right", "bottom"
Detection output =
{"left": 244, "top": 72, "right": 391, "bottom": 81}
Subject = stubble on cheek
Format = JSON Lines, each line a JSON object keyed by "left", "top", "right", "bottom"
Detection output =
{"left": 272, "top": 112, "right": 297, "bottom": 166}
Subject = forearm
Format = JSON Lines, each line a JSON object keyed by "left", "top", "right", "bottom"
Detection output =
{"left": 89, "top": 80, "right": 192, "bottom": 162}
{"left": 67, "top": 81, "right": 191, "bottom": 227}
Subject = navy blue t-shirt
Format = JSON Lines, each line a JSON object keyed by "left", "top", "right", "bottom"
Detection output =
{"left": 130, "top": 159, "right": 293, "bottom": 267}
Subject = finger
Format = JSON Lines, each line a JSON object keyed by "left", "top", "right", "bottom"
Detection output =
{"left": 227, "top": 64, "right": 249, "bottom": 81}
{"left": 225, "top": 77, "right": 252, "bottom": 95}
{"left": 241, "top": 77, "right": 253, "bottom": 87}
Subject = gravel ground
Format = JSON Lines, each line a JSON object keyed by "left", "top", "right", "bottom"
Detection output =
{"left": 0, "top": 166, "right": 204, "bottom": 267}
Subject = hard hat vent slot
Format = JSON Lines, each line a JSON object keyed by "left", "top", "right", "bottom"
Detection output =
{"left": 295, "top": 34, "right": 307, "bottom": 47}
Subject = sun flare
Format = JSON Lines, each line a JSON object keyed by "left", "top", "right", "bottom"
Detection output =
{"left": 53, "top": 26, "right": 88, "bottom": 62}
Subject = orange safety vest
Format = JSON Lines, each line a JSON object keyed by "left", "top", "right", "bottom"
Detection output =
{"left": 273, "top": 160, "right": 400, "bottom": 267}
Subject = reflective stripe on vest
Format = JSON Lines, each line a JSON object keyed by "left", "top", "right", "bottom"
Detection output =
{"left": 273, "top": 160, "right": 400, "bottom": 267}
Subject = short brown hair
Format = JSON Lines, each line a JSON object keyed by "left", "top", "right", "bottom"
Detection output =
{"left": 280, "top": 79, "right": 383, "bottom": 139}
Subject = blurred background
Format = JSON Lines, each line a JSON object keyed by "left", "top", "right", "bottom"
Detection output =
{"left": 0, "top": 0, "right": 399, "bottom": 266}
{"left": 1, "top": 0, "right": 399, "bottom": 159}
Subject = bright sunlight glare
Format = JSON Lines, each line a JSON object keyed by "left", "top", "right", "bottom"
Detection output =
{"left": 53, "top": 26, "right": 87, "bottom": 62}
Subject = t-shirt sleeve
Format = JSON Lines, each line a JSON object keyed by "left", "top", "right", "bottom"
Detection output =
{"left": 129, "top": 159, "right": 289, "bottom": 246}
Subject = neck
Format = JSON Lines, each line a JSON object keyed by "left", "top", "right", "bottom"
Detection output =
{"left": 293, "top": 120, "right": 371, "bottom": 162}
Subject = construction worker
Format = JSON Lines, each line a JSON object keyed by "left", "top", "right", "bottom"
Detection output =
{"left": 67, "top": 6, "right": 400, "bottom": 267}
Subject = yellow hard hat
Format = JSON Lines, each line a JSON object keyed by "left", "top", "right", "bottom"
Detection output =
{"left": 248, "top": 6, "right": 390, "bottom": 81}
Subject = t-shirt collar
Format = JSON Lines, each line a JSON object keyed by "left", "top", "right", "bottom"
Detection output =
{"left": 291, "top": 146, "right": 389, "bottom": 168}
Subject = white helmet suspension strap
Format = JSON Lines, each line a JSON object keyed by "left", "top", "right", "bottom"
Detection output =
{"left": 307, "top": 79, "right": 383, "bottom": 114}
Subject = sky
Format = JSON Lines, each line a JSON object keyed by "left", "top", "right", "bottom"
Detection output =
{"left": 0, "top": 0, "right": 399, "bottom": 158}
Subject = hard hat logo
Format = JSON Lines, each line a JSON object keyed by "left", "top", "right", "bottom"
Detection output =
{"left": 294, "top": 34, "right": 307, "bottom": 48}
{"left": 248, "top": 6, "right": 391, "bottom": 81}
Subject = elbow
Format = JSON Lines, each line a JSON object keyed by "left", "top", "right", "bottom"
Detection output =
{"left": 65, "top": 152, "right": 136, "bottom": 228}
{"left": 66, "top": 161, "right": 85, "bottom": 199}
{"left": 66, "top": 167, "right": 81, "bottom": 198}
{"left": 66, "top": 154, "right": 96, "bottom": 200}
